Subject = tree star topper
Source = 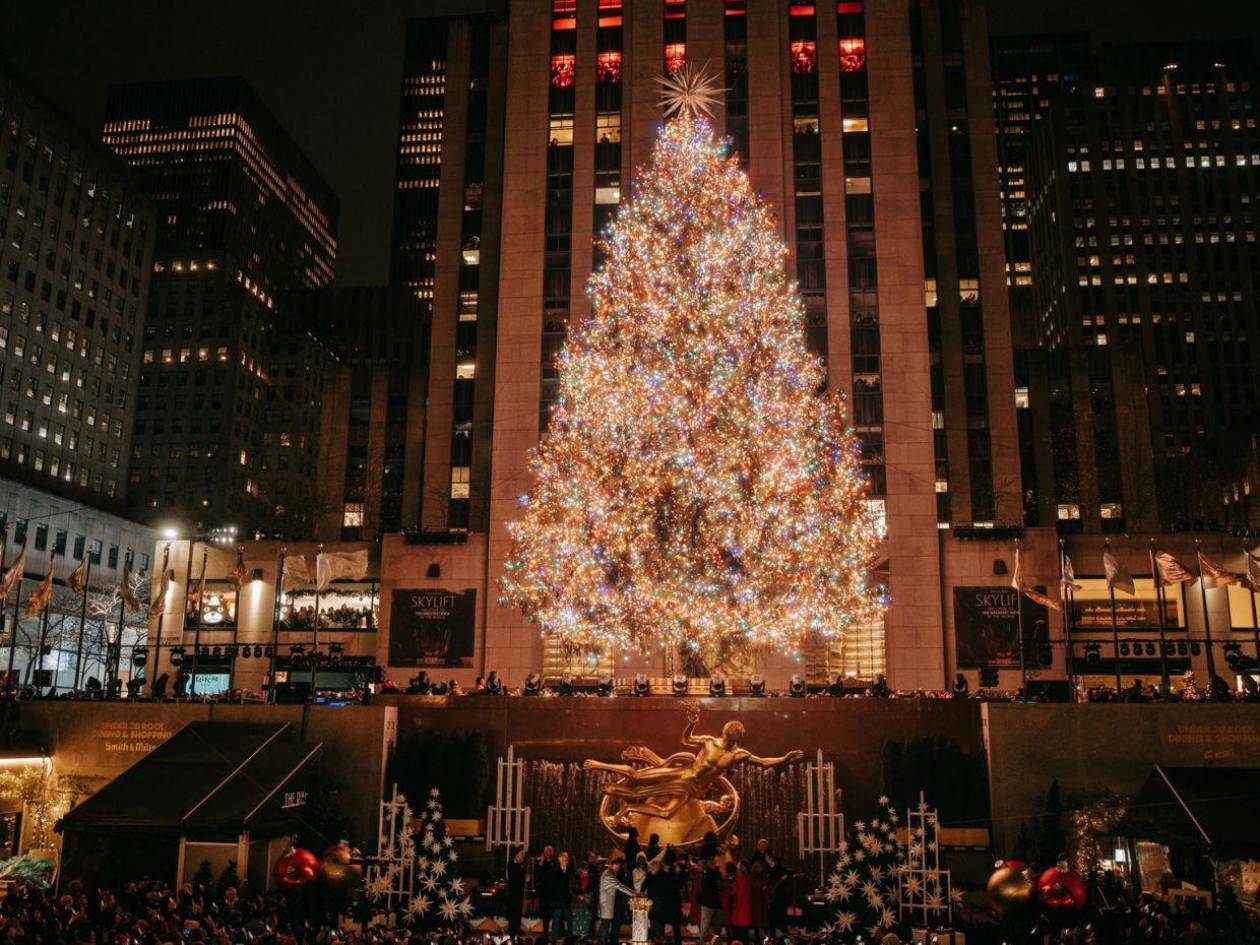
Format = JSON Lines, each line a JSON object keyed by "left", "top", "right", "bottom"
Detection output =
{"left": 657, "top": 62, "right": 724, "bottom": 119}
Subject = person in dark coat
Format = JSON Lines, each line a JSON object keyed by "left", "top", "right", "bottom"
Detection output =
{"left": 506, "top": 847, "right": 528, "bottom": 937}
{"left": 536, "top": 845, "right": 557, "bottom": 943}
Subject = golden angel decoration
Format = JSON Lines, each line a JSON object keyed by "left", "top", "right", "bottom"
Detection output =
{"left": 584, "top": 701, "right": 803, "bottom": 849}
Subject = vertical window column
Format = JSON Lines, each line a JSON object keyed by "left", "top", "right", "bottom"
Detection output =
{"left": 593, "top": 0, "right": 624, "bottom": 272}
{"left": 542, "top": 0, "right": 578, "bottom": 428}
{"left": 664, "top": 0, "right": 686, "bottom": 73}
{"left": 723, "top": 2, "right": 749, "bottom": 163}
{"left": 836, "top": 0, "right": 885, "bottom": 497}
{"left": 789, "top": 3, "right": 826, "bottom": 358}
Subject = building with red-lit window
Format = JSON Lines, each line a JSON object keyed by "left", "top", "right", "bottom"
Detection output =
{"left": 389, "top": 0, "right": 1024, "bottom": 692}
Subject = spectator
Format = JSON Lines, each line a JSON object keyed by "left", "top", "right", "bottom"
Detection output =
{"left": 506, "top": 846, "right": 527, "bottom": 937}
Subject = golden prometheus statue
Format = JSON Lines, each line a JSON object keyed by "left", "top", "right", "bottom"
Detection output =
{"left": 584, "top": 700, "right": 804, "bottom": 850}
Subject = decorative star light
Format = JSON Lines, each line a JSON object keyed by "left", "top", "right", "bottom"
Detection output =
{"left": 835, "top": 912, "right": 856, "bottom": 934}
{"left": 656, "top": 62, "right": 725, "bottom": 119}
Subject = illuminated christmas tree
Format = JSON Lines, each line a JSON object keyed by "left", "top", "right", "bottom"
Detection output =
{"left": 501, "top": 68, "right": 884, "bottom": 657}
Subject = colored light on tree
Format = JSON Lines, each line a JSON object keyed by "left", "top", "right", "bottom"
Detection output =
{"left": 500, "top": 106, "right": 885, "bottom": 656}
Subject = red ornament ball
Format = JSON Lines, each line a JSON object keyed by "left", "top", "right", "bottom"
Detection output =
{"left": 1036, "top": 865, "right": 1088, "bottom": 916}
{"left": 274, "top": 847, "right": 319, "bottom": 888}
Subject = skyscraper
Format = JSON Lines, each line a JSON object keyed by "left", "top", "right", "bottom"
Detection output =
{"left": 1019, "top": 42, "right": 1260, "bottom": 533}
{"left": 0, "top": 61, "right": 156, "bottom": 508}
{"left": 390, "top": 0, "right": 1018, "bottom": 689}
{"left": 101, "top": 77, "right": 339, "bottom": 536}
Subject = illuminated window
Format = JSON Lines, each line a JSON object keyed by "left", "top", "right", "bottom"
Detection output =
{"left": 1057, "top": 503, "right": 1081, "bottom": 520}
{"left": 343, "top": 502, "right": 364, "bottom": 528}
{"left": 597, "top": 50, "right": 622, "bottom": 84}
{"left": 845, "top": 176, "right": 871, "bottom": 194}
{"left": 1100, "top": 502, "right": 1123, "bottom": 520}
{"left": 549, "top": 115, "right": 574, "bottom": 146}
{"left": 551, "top": 53, "right": 576, "bottom": 88}
{"left": 1014, "top": 387, "right": 1030, "bottom": 409}
{"left": 791, "top": 40, "right": 817, "bottom": 74}
{"left": 450, "top": 466, "right": 471, "bottom": 499}
{"left": 838, "top": 37, "right": 866, "bottom": 72}
{"left": 665, "top": 42, "right": 686, "bottom": 74}
{"left": 842, "top": 117, "right": 869, "bottom": 133}
{"left": 456, "top": 361, "right": 476, "bottom": 380}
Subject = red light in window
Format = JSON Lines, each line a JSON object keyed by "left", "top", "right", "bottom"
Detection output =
{"left": 597, "top": 50, "right": 623, "bottom": 84}
{"left": 837, "top": 1, "right": 863, "bottom": 12}
{"left": 839, "top": 37, "right": 866, "bottom": 72}
{"left": 552, "top": 16, "right": 576, "bottom": 29}
{"left": 552, "top": 0, "right": 576, "bottom": 12}
{"left": 789, "top": 3, "right": 815, "bottom": 15}
{"left": 665, "top": 0, "right": 685, "bottom": 17}
{"left": 598, "top": 0, "right": 621, "bottom": 7}
{"left": 724, "top": 0, "right": 746, "bottom": 13}
{"left": 598, "top": 14, "right": 622, "bottom": 26}
{"left": 665, "top": 42, "right": 686, "bottom": 74}
{"left": 551, "top": 53, "right": 576, "bottom": 88}
{"left": 790, "top": 40, "right": 817, "bottom": 74}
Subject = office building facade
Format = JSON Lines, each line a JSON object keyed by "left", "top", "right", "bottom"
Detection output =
{"left": 1019, "top": 42, "right": 1260, "bottom": 534}
{"left": 0, "top": 64, "right": 156, "bottom": 509}
{"left": 389, "top": 0, "right": 1022, "bottom": 689}
{"left": 101, "top": 77, "right": 339, "bottom": 537}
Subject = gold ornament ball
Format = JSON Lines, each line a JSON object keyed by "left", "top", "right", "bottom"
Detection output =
{"left": 318, "top": 844, "right": 362, "bottom": 889}
{"left": 987, "top": 864, "right": 1035, "bottom": 915}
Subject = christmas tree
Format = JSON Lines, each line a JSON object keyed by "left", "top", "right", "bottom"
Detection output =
{"left": 501, "top": 68, "right": 884, "bottom": 657}
{"left": 825, "top": 795, "right": 904, "bottom": 941}
{"left": 409, "top": 787, "right": 471, "bottom": 926}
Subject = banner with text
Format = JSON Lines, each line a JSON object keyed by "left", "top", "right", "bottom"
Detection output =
{"left": 954, "top": 586, "right": 1049, "bottom": 669}
{"left": 389, "top": 588, "right": 477, "bottom": 667}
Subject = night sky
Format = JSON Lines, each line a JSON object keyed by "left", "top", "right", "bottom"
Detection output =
{"left": 4, "top": 0, "right": 1257, "bottom": 287}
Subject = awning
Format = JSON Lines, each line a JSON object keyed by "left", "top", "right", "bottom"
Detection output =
{"left": 1115, "top": 765, "right": 1260, "bottom": 858}
{"left": 58, "top": 721, "right": 321, "bottom": 838}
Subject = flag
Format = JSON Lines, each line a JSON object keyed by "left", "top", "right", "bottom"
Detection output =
{"left": 1012, "top": 546, "right": 1061, "bottom": 611}
{"left": 0, "top": 544, "right": 26, "bottom": 598}
{"left": 1198, "top": 552, "right": 1242, "bottom": 589}
{"left": 1154, "top": 551, "right": 1193, "bottom": 587}
{"left": 227, "top": 548, "right": 249, "bottom": 587}
{"left": 1246, "top": 552, "right": 1260, "bottom": 594}
{"left": 316, "top": 549, "right": 369, "bottom": 590}
{"left": 24, "top": 558, "right": 54, "bottom": 616}
{"left": 66, "top": 557, "right": 87, "bottom": 594}
{"left": 148, "top": 568, "right": 171, "bottom": 618}
{"left": 119, "top": 554, "right": 140, "bottom": 612}
{"left": 283, "top": 553, "right": 313, "bottom": 589}
{"left": 1060, "top": 554, "right": 1081, "bottom": 591}
{"left": 1103, "top": 551, "right": 1135, "bottom": 595}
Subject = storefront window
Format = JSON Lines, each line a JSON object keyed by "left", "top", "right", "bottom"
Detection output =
{"left": 186, "top": 580, "right": 239, "bottom": 629}
{"left": 279, "top": 583, "right": 379, "bottom": 631}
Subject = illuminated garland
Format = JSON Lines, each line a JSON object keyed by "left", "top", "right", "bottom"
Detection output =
{"left": 500, "top": 115, "right": 886, "bottom": 657}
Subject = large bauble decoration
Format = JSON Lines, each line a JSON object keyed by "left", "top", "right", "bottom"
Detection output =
{"left": 1036, "top": 864, "right": 1087, "bottom": 917}
{"left": 274, "top": 847, "right": 319, "bottom": 888}
{"left": 318, "top": 842, "right": 363, "bottom": 888}
{"left": 986, "top": 860, "right": 1035, "bottom": 916}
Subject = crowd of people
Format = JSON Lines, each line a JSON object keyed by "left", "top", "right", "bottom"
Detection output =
{"left": 503, "top": 831, "right": 793, "bottom": 945}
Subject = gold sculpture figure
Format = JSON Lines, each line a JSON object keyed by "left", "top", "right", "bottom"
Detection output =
{"left": 584, "top": 700, "right": 804, "bottom": 849}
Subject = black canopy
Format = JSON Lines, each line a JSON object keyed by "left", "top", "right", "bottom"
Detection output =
{"left": 1115, "top": 765, "right": 1260, "bottom": 858}
{"left": 59, "top": 721, "right": 322, "bottom": 839}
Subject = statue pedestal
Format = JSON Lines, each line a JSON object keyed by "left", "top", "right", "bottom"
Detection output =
{"left": 629, "top": 897, "right": 652, "bottom": 945}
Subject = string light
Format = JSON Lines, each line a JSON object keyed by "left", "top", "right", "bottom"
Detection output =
{"left": 500, "top": 114, "right": 886, "bottom": 656}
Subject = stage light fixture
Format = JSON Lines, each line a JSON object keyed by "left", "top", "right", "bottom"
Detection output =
{"left": 557, "top": 675, "right": 575, "bottom": 696}
{"left": 1119, "top": 642, "right": 1130, "bottom": 657}
{"left": 671, "top": 673, "right": 688, "bottom": 696}
{"left": 1190, "top": 642, "right": 1201, "bottom": 656}
{"left": 633, "top": 673, "right": 651, "bottom": 696}
{"left": 749, "top": 674, "right": 766, "bottom": 697}
{"left": 1177, "top": 642, "right": 1189, "bottom": 657}
{"left": 788, "top": 674, "right": 806, "bottom": 697}
{"left": 708, "top": 676, "right": 727, "bottom": 697}
{"left": 524, "top": 672, "right": 544, "bottom": 696}
{"left": 596, "top": 673, "right": 615, "bottom": 697}
{"left": 1145, "top": 643, "right": 1156, "bottom": 656}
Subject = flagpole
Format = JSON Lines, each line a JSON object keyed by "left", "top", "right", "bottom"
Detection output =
{"left": 1194, "top": 538, "right": 1220, "bottom": 691}
{"left": 1015, "top": 539, "right": 1027, "bottom": 694}
{"left": 1105, "top": 539, "right": 1122, "bottom": 695}
{"left": 189, "top": 545, "right": 207, "bottom": 698}
{"left": 151, "top": 544, "right": 172, "bottom": 697}
{"left": 311, "top": 544, "right": 324, "bottom": 697}
{"left": 6, "top": 544, "right": 25, "bottom": 692}
{"left": 114, "top": 554, "right": 129, "bottom": 697}
{"left": 1246, "top": 542, "right": 1260, "bottom": 686}
{"left": 1060, "top": 540, "right": 1076, "bottom": 693}
{"left": 30, "top": 553, "right": 54, "bottom": 689}
{"left": 1149, "top": 540, "right": 1171, "bottom": 695}
{"left": 72, "top": 553, "right": 92, "bottom": 693}
{"left": 270, "top": 548, "right": 286, "bottom": 705}
{"left": 0, "top": 524, "right": 9, "bottom": 694}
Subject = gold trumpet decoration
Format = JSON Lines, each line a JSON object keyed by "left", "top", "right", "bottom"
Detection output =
{"left": 584, "top": 699, "right": 804, "bottom": 849}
